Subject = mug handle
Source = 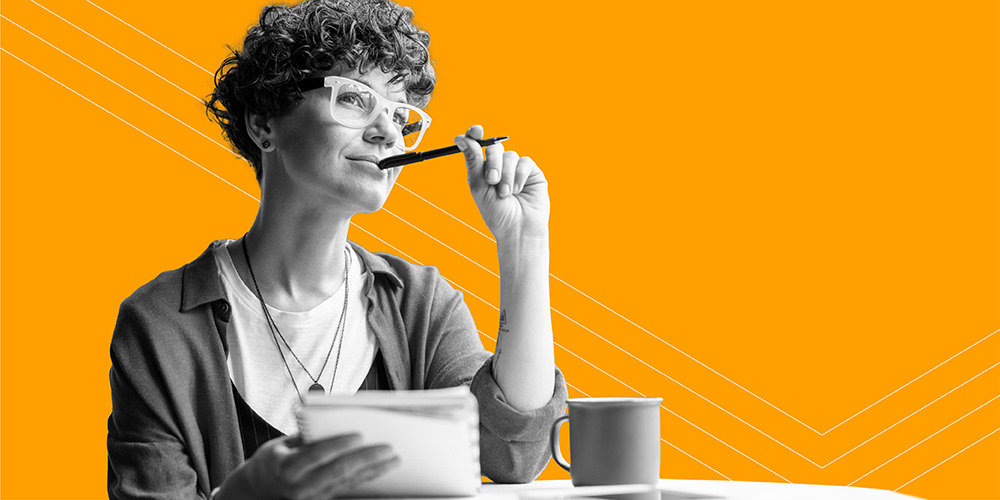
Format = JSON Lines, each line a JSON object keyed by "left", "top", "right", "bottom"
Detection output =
{"left": 550, "top": 414, "right": 571, "bottom": 472}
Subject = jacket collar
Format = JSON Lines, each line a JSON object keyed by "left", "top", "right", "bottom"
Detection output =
{"left": 180, "top": 240, "right": 404, "bottom": 312}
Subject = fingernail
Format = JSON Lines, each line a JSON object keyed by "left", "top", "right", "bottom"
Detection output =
{"left": 487, "top": 170, "right": 500, "bottom": 183}
{"left": 500, "top": 184, "right": 511, "bottom": 196}
{"left": 454, "top": 136, "right": 467, "bottom": 152}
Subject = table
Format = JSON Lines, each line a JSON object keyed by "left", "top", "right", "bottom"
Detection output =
{"left": 481, "top": 479, "right": 923, "bottom": 500}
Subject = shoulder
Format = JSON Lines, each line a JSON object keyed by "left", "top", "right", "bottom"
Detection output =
{"left": 349, "top": 241, "right": 452, "bottom": 295}
{"left": 113, "top": 242, "right": 226, "bottom": 357}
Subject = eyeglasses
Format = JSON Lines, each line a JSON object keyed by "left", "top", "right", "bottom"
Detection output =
{"left": 296, "top": 76, "right": 432, "bottom": 151}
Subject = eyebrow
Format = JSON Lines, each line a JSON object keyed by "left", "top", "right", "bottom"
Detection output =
{"left": 355, "top": 78, "right": 408, "bottom": 104}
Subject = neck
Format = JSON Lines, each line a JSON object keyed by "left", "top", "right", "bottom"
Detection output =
{"left": 234, "top": 196, "right": 353, "bottom": 312}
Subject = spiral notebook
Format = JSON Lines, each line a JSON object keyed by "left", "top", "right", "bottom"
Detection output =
{"left": 297, "top": 386, "right": 481, "bottom": 497}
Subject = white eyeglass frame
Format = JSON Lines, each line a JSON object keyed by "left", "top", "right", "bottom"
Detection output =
{"left": 296, "top": 75, "right": 432, "bottom": 151}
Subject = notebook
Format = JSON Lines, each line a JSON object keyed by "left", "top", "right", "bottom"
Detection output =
{"left": 297, "top": 386, "right": 481, "bottom": 497}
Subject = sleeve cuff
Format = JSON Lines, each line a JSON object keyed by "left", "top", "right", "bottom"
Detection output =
{"left": 470, "top": 356, "right": 569, "bottom": 442}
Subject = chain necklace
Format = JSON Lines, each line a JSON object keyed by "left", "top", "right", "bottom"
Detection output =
{"left": 241, "top": 233, "right": 350, "bottom": 398}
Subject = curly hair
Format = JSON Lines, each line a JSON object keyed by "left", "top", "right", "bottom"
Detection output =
{"left": 206, "top": 0, "right": 435, "bottom": 180}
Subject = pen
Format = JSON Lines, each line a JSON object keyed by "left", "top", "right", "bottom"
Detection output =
{"left": 378, "top": 136, "right": 510, "bottom": 170}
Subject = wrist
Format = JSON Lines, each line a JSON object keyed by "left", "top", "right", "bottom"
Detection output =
{"left": 496, "top": 231, "right": 548, "bottom": 253}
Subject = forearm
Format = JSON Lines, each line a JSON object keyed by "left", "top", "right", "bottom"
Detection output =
{"left": 493, "top": 233, "right": 555, "bottom": 411}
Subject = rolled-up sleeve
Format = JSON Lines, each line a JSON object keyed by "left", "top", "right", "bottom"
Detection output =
{"left": 472, "top": 357, "right": 568, "bottom": 483}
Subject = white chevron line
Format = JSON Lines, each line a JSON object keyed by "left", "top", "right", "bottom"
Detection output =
{"left": 20, "top": 5, "right": 995, "bottom": 475}
{"left": 27, "top": 0, "right": 203, "bottom": 102}
{"left": 821, "top": 329, "right": 998, "bottom": 435}
{"left": 821, "top": 362, "right": 998, "bottom": 468}
{"left": 894, "top": 427, "right": 999, "bottom": 492}
{"left": 847, "top": 394, "right": 1000, "bottom": 486}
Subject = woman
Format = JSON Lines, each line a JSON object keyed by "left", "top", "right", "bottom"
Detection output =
{"left": 106, "top": 0, "right": 566, "bottom": 498}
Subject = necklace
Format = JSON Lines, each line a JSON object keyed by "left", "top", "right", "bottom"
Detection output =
{"left": 241, "top": 233, "right": 351, "bottom": 397}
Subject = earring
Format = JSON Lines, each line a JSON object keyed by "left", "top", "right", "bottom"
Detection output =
{"left": 262, "top": 140, "right": 271, "bottom": 150}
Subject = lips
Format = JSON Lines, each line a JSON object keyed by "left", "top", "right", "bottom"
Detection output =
{"left": 346, "top": 155, "right": 382, "bottom": 166}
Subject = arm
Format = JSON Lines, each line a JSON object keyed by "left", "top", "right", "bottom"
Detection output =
{"left": 456, "top": 125, "right": 555, "bottom": 411}
{"left": 494, "top": 234, "right": 554, "bottom": 410}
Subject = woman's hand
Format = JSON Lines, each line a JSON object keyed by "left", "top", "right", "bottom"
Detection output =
{"left": 456, "top": 125, "right": 549, "bottom": 241}
{"left": 216, "top": 433, "right": 400, "bottom": 500}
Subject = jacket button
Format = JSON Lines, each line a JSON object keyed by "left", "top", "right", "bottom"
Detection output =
{"left": 218, "top": 302, "right": 231, "bottom": 321}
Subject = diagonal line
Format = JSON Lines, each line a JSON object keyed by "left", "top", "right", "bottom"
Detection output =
{"left": 847, "top": 394, "right": 1000, "bottom": 486}
{"left": 822, "top": 328, "right": 999, "bottom": 435}
{"left": 28, "top": 0, "right": 203, "bottom": 102}
{"left": 0, "top": 48, "right": 256, "bottom": 201}
{"left": 394, "top": 184, "right": 496, "bottom": 242}
{"left": 0, "top": 15, "right": 230, "bottom": 154}
{"left": 13, "top": 45, "right": 758, "bottom": 480}
{"left": 84, "top": 0, "right": 215, "bottom": 76}
{"left": 382, "top": 208, "right": 499, "bottom": 278}
{"left": 821, "top": 362, "right": 999, "bottom": 467}
{"left": 84, "top": 0, "right": 1000, "bottom": 442}
{"left": 894, "top": 427, "right": 1000, "bottom": 492}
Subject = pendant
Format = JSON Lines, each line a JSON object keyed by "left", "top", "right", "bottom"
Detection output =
{"left": 308, "top": 383, "right": 325, "bottom": 393}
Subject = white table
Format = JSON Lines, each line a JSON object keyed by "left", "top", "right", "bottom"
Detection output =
{"left": 481, "top": 479, "right": 922, "bottom": 500}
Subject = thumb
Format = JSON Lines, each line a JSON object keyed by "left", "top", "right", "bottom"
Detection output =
{"left": 456, "top": 135, "right": 486, "bottom": 192}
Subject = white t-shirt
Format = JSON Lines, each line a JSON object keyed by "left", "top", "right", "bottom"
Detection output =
{"left": 213, "top": 240, "right": 376, "bottom": 434}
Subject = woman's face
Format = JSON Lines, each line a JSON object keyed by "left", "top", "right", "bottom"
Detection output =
{"left": 263, "top": 67, "right": 409, "bottom": 213}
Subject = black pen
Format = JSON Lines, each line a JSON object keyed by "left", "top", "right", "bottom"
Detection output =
{"left": 378, "top": 136, "right": 510, "bottom": 170}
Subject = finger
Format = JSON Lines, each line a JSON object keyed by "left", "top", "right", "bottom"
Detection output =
{"left": 297, "top": 444, "right": 396, "bottom": 497}
{"left": 483, "top": 142, "right": 505, "bottom": 186}
{"left": 498, "top": 151, "right": 519, "bottom": 197}
{"left": 320, "top": 454, "right": 402, "bottom": 498}
{"left": 465, "top": 124, "right": 484, "bottom": 141}
{"left": 455, "top": 124, "right": 485, "bottom": 169}
{"left": 280, "top": 433, "right": 362, "bottom": 482}
{"left": 346, "top": 455, "right": 402, "bottom": 489}
{"left": 455, "top": 135, "right": 483, "bottom": 173}
{"left": 512, "top": 156, "right": 535, "bottom": 195}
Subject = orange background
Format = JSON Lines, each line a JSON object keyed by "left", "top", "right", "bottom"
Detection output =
{"left": 1, "top": 0, "right": 998, "bottom": 499}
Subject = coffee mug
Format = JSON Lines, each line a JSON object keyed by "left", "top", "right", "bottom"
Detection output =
{"left": 550, "top": 397, "right": 663, "bottom": 486}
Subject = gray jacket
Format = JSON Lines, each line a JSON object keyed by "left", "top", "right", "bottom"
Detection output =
{"left": 108, "top": 240, "right": 568, "bottom": 499}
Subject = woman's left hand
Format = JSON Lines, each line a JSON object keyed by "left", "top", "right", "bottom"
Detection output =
{"left": 456, "top": 125, "right": 549, "bottom": 241}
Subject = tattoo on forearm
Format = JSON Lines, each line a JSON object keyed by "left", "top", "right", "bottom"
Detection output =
{"left": 493, "top": 344, "right": 502, "bottom": 379}
{"left": 493, "top": 309, "right": 509, "bottom": 379}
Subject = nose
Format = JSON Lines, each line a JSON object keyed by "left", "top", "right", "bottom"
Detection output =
{"left": 363, "top": 107, "right": 400, "bottom": 149}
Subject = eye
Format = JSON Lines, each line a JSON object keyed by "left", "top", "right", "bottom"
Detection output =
{"left": 392, "top": 109, "right": 410, "bottom": 127}
{"left": 336, "top": 92, "right": 367, "bottom": 109}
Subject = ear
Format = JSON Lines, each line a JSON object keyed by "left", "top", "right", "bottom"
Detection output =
{"left": 245, "top": 112, "right": 276, "bottom": 152}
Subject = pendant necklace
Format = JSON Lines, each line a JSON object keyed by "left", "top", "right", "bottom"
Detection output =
{"left": 241, "top": 233, "right": 350, "bottom": 397}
